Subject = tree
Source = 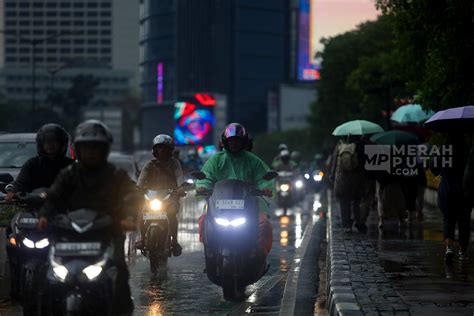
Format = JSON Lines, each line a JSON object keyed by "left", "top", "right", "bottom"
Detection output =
{"left": 309, "top": 15, "right": 409, "bottom": 150}
{"left": 376, "top": 0, "right": 474, "bottom": 110}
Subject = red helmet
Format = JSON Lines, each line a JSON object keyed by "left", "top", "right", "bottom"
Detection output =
{"left": 221, "top": 123, "right": 248, "bottom": 150}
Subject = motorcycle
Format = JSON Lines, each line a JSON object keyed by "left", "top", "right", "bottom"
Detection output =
{"left": 140, "top": 182, "right": 191, "bottom": 274}
{"left": 303, "top": 169, "right": 325, "bottom": 193}
{"left": 42, "top": 209, "right": 117, "bottom": 315}
{"left": 192, "top": 171, "right": 278, "bottom": 300}
{"left": 276, "top": 171, "right": 296, "bottom": 215}
{"left": 0, "top": 187, "right": 48, "bottom": 314}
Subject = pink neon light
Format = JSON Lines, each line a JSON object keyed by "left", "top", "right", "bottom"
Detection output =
{"left": 157, "top": 62, "right": 164, "bottom": 104}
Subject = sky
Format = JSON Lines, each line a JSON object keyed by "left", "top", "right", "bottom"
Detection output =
{"left": 312, "top": 0, "right": 380, "bottom": 62}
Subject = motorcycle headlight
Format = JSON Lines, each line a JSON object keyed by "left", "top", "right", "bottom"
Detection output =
{"left": 52, "top": 259, "right": 68, "bottom": 281}
{"left": 186, "top": 179, "right": 194, "bottom": 184}
{"left": 149, "top": 199, "right": 162, "bottom": 211}
{"left": 82, "top": 259, "right": 106, "bottom": 281}
{"left": 22, "top": 238, "right": 35, "bottom": 249}
{"left": 215, "top": 217, "right": 246, "bottom": 227}
{"left": 35, "top": 238, "right": 49, "bottom": 249}
{"left": 313, "top": 174, "right": 323, "bottom": 182}
{"left": 295, "top": 180, "right": 303, "bottom": 189}
{"left": 304, "top": 173, "right": 310, "bottom": 180}
{"left": 280, "top": 184, "right": 290, "bottom": 192}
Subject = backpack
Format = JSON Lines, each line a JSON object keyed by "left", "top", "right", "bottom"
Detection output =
{"left": 338, "top": 143, "right": 359, "bottom": 171}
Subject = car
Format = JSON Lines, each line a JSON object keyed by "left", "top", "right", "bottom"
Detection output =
{"left": 109, "top": 152, "right": 140, "bottom": 182}
{"left": 0, "top": 133, "right": 38, "bottom": 180}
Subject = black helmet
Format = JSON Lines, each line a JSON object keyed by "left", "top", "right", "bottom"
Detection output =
{"left": 73, "top": 120, "right": 113, "bottom": 149}
{"left": 221, "top": 123, "right": 248, "bottom": 150}
{"left": 36, "top": 123, "right": 70, "bottom": 157}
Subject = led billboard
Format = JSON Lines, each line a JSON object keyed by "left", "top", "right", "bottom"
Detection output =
{"left": 297, "top": 0, "right": 320, "bottom": 81}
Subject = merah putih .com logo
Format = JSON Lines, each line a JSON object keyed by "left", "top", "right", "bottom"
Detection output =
{"left": 364, "top": 145, "right": 453, "bottom": 176}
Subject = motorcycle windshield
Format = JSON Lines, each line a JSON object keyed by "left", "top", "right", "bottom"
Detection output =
{"left": 144, "top": 190, "right": 171, "bottom": 201}
{"left": 208, "top": 180, "right": 258, "bottom": 216}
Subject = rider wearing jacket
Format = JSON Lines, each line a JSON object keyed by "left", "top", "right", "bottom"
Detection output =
{"left": 38, "top": 120, "right": 140, "bottom": 315}
{"left": 196, "top": 123, "right": 274, "bottom": 256}
{"left": 135, "top": 134, "right": 185, "bottom": 256}
{"left": 5, "top": 124, "right": 73, "bottom": 201}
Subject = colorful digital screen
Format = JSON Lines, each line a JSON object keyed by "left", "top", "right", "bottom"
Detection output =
{"left": 297, "top": 0, "right": 320, "bottom": 81}
{"left": 157, "top": 62, "right": 164, "bottom": 104}
{"left": 174, "top": 96, "right": 216, "bottom": 145}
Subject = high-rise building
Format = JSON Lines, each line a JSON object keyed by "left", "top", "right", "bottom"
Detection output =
{"left": 140, "top": 0, "right": 290, "bottom": 134}
{"left": 0, "top": 0, "right": 139, "bottom": 104}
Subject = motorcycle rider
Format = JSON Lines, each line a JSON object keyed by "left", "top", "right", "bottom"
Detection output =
{"left": 5, "top": 123, "right": 72, "bottom": 202}
{"left": 135, "top": 134, "right": 185, "bottom": 256}
{"left": 272, "top": 143, "right": 289, "bottom": 169}
{"left": 37, "top": 120, "right": 139, "bottom": 315}
{"left": 4, "top": 123, "right": 72, "bottom": 300}
{"left": 196, "top": 123, "right": 274, "bottom": 256}
{"left": 273, "top": 149, "right": 298, "bottom": 172}
{"left": 184, "top": 148, "right": 203, "bottom": 173}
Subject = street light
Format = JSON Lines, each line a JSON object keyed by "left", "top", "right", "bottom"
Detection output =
{"left": 0, "top": 30, "right": 80, "bottom": 129}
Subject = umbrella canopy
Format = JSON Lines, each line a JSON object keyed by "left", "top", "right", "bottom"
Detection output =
{"left": 390, "top": 104, "right": 434, "bottom": 124}
{"left": 332, "top": 120, "right": 384, "bottom": 136}
{"left": 424, "top": 105, "right": 474, "bottom": 132}
{"left": 370, "top": 130, "right": 420, "bottom": 145}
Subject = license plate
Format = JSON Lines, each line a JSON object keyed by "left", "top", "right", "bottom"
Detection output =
{"left": 55, "top": 242, "right": 101, "bottom": 256}
{"left": 19, "top": 218, "right": 39, "bottom": 225}
{"left": 143, "top": 211, "right": 167, "bottom": 220}
{"left": 215, "top": 199, "right": 245, "bottom": 210}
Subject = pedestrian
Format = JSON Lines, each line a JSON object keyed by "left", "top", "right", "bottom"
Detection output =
{"left": 375, "top": 171, "right": 406, "bottom": 229}
{"left": 329, "top": 136, "right": 368, "bottom": 233}
{"left": 431, "top": 132, "right": 470, "bottom": 262}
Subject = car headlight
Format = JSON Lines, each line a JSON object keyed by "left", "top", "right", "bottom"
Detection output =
{"left": 22, "top": 238, "right": 35, "bottom": 249}
{"left": 35, "top": 238, "right": 49, "bottom": 249}
{"left": 304, "top": 173, "right": 310, "bottom": 180}
{"left": 280, "top": 184, "right": 290, "bottom": 192}
{"left": 215, "top": 217, "right": 246, "bottom": 227}
{"left": 150, "top": 199, "right": 162, "bottom": 211}
{"left": 295, "top": 180, "right": 303, "bottom": 189}
{"left": 52, "top": 259, "right": 68, "bottom": 281}
{"left": 82, "top": 258, "right": 106, "bottom": 281}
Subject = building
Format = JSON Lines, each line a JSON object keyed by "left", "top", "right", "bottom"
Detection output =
{"left": 140, "top": 0, "right": 290, "bottom": 134}
{"left": 0, "top": 0, "right": 140, "bottom": 104}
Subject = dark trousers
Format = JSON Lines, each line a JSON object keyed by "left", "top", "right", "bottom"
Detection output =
{"left": 113, "top": 236, "right": 133, "bottom": 314}
{"left": 442, "top": 206, "right": 472, "bottom": 249}
{"left": 401, "top": 179, "right": 417, "bottom": 213}
{"left": 339, "top": 196, "right": 361, "bottom": 228}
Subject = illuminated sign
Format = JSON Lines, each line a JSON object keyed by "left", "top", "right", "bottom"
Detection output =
{"left": 297, "top": 0, "right": 320, "bottom": 81}
{"left": 157, "top": 62, "right": 164, "bottom": 104}
{"left": 174, "top": 94, "right": 216, "bottom": 145}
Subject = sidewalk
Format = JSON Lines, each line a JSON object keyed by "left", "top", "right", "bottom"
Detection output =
{"left": 325, "top": 194, "right": 474, "bottom": 316}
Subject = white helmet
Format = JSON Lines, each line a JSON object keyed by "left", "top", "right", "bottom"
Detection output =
{"left": 152, "top": 134, "right": 174, "bottom": 149}
{"left": 280, "top": 149, "right": 290, "bottom": 157}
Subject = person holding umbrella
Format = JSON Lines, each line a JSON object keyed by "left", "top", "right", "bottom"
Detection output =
{"left": 330, "top": 120, "right": 383, "bottom": 233}
{"left": 425, "top": 106, "right": 474, "bottom": 262}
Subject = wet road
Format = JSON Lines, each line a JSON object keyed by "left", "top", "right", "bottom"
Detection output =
{"left": 126, "top": 192, "right": 321, "bottom": 315}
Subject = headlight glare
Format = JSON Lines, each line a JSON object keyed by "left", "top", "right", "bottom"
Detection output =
{"left": 35, "top": 238, "right": 49, "bottom": 249}
{"left": 313, "top": 174, "right": 323, "bottom": 182}
{"left": 280, "top": 184, "right": 290, "bottom": 192}
{"left": 150, "top": 199, "right": 162, "bottom": 211}
{"left": 230, "top": 217, "right": 246, "bottom": 227}
{"left": 304, "top": 173, "right": 310, "bottom": 179}
{"left": 52, "top": 260, "right": 68, "bottom": 281}
{"left": 215, "top": 217, "right": 230, "bottom": 226}
{"left": 22, "top": 238, "right": 35, "bottom": 249}
{"left": 295, "top": 180, "right": 303, "bottom": 189}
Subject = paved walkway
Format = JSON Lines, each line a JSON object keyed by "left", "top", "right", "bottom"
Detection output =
{"left": 325, "top": 196, "right": 474, "bottom": 316}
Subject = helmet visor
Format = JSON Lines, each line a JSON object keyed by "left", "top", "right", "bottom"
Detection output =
{"left": 223, "top": 124, "right": 246, "bottom": 139}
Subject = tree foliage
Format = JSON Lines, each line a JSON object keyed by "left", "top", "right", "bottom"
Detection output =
{"left": 376, "top": 0, "right": 474, "bottom": 110}
{"left": 309, "top": 15, "right": 409, "bottom": 150}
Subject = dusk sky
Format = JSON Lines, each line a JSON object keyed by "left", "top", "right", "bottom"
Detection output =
{"left": 312, "top": 0, "right": 380, "bottom": 62}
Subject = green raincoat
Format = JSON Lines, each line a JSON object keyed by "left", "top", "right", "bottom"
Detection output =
{"left": 196, "top": 150, "right": 275, "bottom": 213}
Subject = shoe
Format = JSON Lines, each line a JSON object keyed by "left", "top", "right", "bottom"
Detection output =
{"left": 459, "top": 252, "right": 469, "bottom": 261}
{"left": 445, "top": 246, "right": 454, "bottom": 263}
{"left": 135, "top": 240, "right": 145, "bottom": 250}
{"left": 172, "top": 242, "right": 182, "bottom": 257}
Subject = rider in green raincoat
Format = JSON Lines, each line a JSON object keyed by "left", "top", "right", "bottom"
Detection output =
{"left": 196, "top": 123, "right": 275, "bottom": 255}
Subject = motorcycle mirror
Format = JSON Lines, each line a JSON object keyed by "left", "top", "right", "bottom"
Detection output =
{"left": 4, "top": 183, "right": 14, "bottom": 193}
{"left": 190, "top": 171, "right": 206, "bottom": 180}
{"left": 0, "top": 173, "right": 13, "bottom": 184}
{"left": 262, "top": 171, "right": 279, "bottom": 181}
